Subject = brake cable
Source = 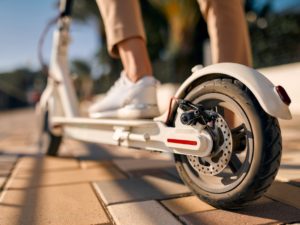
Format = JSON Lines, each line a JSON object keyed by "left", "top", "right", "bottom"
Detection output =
{"left": 37, "top": 14, "right": 60, "bottom": 82}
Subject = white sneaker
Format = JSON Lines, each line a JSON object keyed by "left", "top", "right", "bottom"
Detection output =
{"left": 88, "top": 71, "right": 160, "bottom": 119}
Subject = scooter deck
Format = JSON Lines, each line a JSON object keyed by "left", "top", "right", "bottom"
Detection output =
{"left": 51, "top": 117, "right": 156, "bottom": 127}
{"left": 50, "top": 116, "right": 173, "bottom": 153}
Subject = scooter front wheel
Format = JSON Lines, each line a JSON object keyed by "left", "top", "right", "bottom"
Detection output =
{"left": 37, "top": 109, "right": 62, "bottom": 156}
{"left": 174, "top": 78, "right": 281, "bottom": 209}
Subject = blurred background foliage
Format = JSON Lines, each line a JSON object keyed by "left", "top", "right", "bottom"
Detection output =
{"left": 0, "top": 0, "right": 300, "bottom": 110}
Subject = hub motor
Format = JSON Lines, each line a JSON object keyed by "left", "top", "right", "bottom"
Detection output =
{"left": 187, "top": 115, "right": 233, "bottom": 175}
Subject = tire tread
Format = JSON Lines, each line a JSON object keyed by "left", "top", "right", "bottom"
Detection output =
{"left": 175, "top": 78, "right": 282, "bottom": 209}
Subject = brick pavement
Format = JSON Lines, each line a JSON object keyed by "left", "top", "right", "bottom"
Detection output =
{"left": 0, "top": 108, "right": 300, "bottom": 225}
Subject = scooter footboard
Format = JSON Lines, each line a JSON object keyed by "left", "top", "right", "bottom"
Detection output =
{"left": 51, "top": 117, "right": 212, "bottom": 156}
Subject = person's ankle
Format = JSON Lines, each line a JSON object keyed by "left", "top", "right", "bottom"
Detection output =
{"left": 126, "top": 73, "right": 153, "bottom": 83}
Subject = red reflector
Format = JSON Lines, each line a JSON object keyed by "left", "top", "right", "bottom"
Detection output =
{"left": 167, "top": 139, "right": 197, "bottom": 146}
{"left": 276, "top": 85, "right": 291, "bottom": 105}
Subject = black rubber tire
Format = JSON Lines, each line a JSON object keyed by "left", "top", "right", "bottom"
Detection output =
{"left": 174, "top": 78, "right": 282, "bottom": 209}
{"left": 42, "top": 111, "right": 62, "bottom": 156}
{"left": 46, "top": 132, "right": 62, "bottom": 156}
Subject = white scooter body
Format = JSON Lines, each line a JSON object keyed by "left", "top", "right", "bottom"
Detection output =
{"left": 177, "top": 63, "right": 291, "bottom": 120}
{"left": 38, "top": 11, "right": 291, "bottom": 159}
{"left": 37, "top": 0, "right": 295, "bottom": 208}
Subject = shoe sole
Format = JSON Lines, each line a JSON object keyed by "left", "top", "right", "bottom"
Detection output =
{"left": 89, "top": 105, "right": 160, "bottom": 119}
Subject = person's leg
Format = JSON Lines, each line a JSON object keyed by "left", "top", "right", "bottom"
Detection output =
{"left": 118, "top": 37, "right": 152, "bottom": 82}
{"left": 198, "top": 0, "right": 252, "bottom": 127}
{"left": 91, "top": 0, "right": 159, "bottom": 118}
{"left": 198, "top": 0, "right": 252, "bottom": 66}
{"left": 96, "top": 0, "right": 152, "bottom": 82}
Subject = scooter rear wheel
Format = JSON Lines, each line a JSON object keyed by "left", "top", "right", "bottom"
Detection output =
{"left": 174, "top": 78, "right": 281, "bottom": 209}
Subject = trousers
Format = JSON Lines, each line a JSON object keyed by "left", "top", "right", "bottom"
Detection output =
{"left": 96, "top": 0, "right": 252, "bottom": 66}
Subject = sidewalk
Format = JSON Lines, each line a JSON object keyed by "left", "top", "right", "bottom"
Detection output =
{"left": 0, "top": 109, "right": 299, "bottom": 225}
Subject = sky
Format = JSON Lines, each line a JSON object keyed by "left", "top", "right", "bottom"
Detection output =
{"left": 0, "top": 0, "right": 98, "bottom": 73}
{"left": 252, "top": 0, "right": 300, "bottom": 13}
{"left": 0, "top": 0, "right": 299, "bottom": 73}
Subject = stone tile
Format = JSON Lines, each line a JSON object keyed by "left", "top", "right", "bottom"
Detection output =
{"left": 266, "top": 181, "right": 300, "bottom": 209}
{"left": 283, "top": 141, "right": 300, "bottom": 150}
{"left": 0, "top": 177, "right": 6, "bottom": 188}
{"left": 281, "top": 152, "right": 300, "bottom": 165}
{"left": 0, "top": 145, "right": 38, "bottom": 156}
{"left": 108, "top": 200, "right": 182, "bottom": 225}
{"left": 79, "top": 160, "right": 113, "bottom": 169}
{"left": 102, "top": 145, "right": 174, "bottom": 161}
{"left": 74, "top": 142, "right": 152, "bottom": 161}
{"left": 128, "top": 168, "right": 180, "bottom": 182}
{"left": 290, "top": 179, "right": 300, "bottom": 188}
{"left": 0, "top": 155, "right": 18, "bottom": 163}
{"left": 0, "top": 163, "right": 14, "bottom": 170}
{"left": 0, "top": 163, "right": 14, "bottom": 177}
{"left": 0, "top": 169, "right": 11, "bottom": 177}
{"left": 15, "top": 156, "right": 79, "bottom": 171}
{"left": 281, "top": 129, "right": 300, "bottom": 141}
{"left": 276, "top": 165, "right": 300, "bottom": 181}
{"left": 93, "top": 175, "right": 191, "bottom": 205}
{"left": 161, "top": 196, "right": 215, "bottom": 216}
{"left": 142, "top": 175, "right": 190, "bottom": 196}
{"left": 7, "top": 164, "right": 125, "bottom": 189}
{"left": 180, "top": 197, "right": 300, "bottom": 225}
{"left": 164, "top": 167, "right": 181, "bottom": 179}
{"left": 0, "top": 183, "right": 110, "bottom": 225}
{"left": 113, "top": 158, "right": 175, "bottom": 172}
{"left": 75, "top": 141, "right": 174, "bottom": 161}
{"left": 112, "top": 158, "right": 180, "bottom": 181}
{"left": 279, "top": 115, "right": 300, "bottom": 130}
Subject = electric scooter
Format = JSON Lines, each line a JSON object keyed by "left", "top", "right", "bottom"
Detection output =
{"left": 37, "top": 0, "right": 292, "bottom": 209}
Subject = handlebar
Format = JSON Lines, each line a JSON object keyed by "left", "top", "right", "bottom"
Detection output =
{"left": 59, "top": 0, "right": 74, "bottom": 17}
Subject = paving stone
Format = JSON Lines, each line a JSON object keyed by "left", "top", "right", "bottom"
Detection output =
{"left": 164, "top": 167, "right": 181, "bottom": 179}
{"left": 0, "top": 145, "right": 38, "bottom": 155}
{"left": 0, "top": 177, "right": 6, "bottom": 188}
{"left": 0, "top": 169, "right": 11, "bottom": 177}
{"left": 128, "top": 168, "right": 180, "bottom": 182}
{"left": 71, "top": 142, "right": 117, "bottom": 160}
{"left": 112, "top": 158, "right": 181, "bottom": 182}
{"left": 276, "top": 165, "right": 300, "bottom": 181}
{"left": 113, "top": 158, "right": 175, "bottom": 172}
{"left": 0, "top": 163, "right": 14, "bottom": 177}
{"left": 15, "top": 156, "right": 79, "bottom": 171}
{"left": 290, "top": 179, "right": 300, "bottom": 187}
{"left": 180, "top": 197, "right": 300, "bottom": 225}
{"left": 0, "top": 163, "right": 14, "bottom": 170}
{"left": 281, "top": 152, "right": 300, "bottom": 165}
{"left": 0, "top": 183, "right": 110, "bottom": 225}
{"left": 266, "top": 181, "right": 300, "bottom": 209}
{"left": 75, "top": 142, "right": 156, "bottom": 161}
{"left": 93, "top": 175, "right": 191, "bottom": 205}
{"left": 7, "top": 164, "right": 126, "bottom": 189}
{"left": 161, "top": 196, "right": 215, "bottom": 216}
{"left": 283, "top": 141, "right": 300, "bottom": 150}
{"left": 282, "top": 129, "right": 300, "bottom": 141}
{"left": 79, "top": 160, "right": 114, "bottom": 169}
{"left": 108, "top": 200, "right": 182, "bottom": 225}
{"left": 0, "top": 155, "right": 18, "bottom": 163}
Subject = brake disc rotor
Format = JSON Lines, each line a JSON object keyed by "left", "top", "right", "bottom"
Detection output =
{"left": 187, "top": 115, "right": 233, "bottom": 176}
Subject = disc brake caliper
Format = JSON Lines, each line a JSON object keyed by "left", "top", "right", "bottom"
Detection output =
{"left": 177, "top": 99, "right": 218, "bottom": 126}
{"left": 177, "top": 99, "right": 233, "bottom": 175}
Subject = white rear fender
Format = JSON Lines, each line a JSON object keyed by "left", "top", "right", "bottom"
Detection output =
{"left": 175, "top": 63, "right": 292, "bottom": 120}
